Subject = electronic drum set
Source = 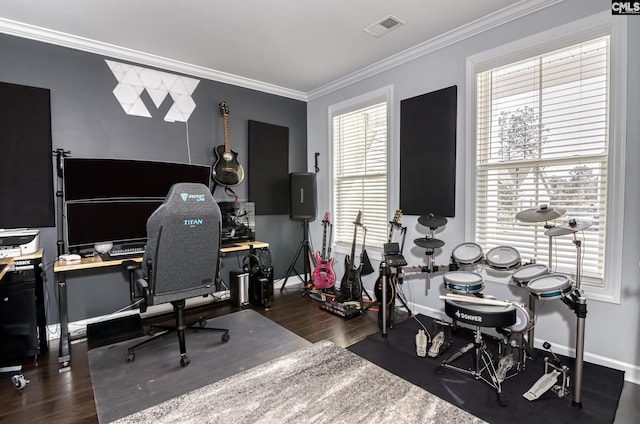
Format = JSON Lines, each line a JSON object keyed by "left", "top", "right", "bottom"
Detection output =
{"left": 409, "top": 205, "right": 590, "bottom": 407}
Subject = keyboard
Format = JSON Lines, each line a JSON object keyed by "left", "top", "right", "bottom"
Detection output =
{"left": 100, "top": 246, "right": 145, "bottom": 260}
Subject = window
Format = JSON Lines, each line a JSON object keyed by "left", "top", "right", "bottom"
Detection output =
{"left": 330, "top": 88, "right": 390, "bottom": 250}
{"left": 467, "top": 14, "right": 626, "bottom": 302}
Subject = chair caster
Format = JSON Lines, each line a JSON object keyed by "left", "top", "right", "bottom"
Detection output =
{"left": 222, "top": 332, "right": 230, "bottom": 342}
{"left": 126, "top": 349, "right": 135, "bottom": 362}
{"left": 180, "top": 355, "right": 190, "bottom": 367}
{"left": 11, "top": 374, "right": 29, "bottom": 390}
{"left": 198, "top": 318, "right": 207, "bottom": 328}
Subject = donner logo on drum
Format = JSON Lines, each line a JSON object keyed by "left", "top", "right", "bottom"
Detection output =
{"left": 455, "top": 310, "right": 483, "bottom": 323}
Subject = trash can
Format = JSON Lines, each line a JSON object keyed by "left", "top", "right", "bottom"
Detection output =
{"left": 230, "top": 270, "right": 250, "bottom": 308}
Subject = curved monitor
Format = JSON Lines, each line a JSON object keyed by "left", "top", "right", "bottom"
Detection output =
{"left": 63, "top": 158, "right": 211, "bottom": 250}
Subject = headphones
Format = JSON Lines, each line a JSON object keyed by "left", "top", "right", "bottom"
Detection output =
{"left": 242, "top": 253, "right": 262, "bottom": 275}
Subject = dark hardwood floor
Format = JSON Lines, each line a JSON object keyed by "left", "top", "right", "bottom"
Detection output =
{"left": 0, "top": 284, "right": 398, "bottom": 424}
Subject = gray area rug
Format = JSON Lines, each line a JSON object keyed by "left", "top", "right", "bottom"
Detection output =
{"left": 88, "top": 309, "right": 311, "bottom": 423}
{"left": 113, "top": 340, "right": 487, "bottom": 424}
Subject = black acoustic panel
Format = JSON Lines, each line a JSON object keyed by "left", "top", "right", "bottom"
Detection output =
{"left": 0, "top": 82, "right": 55, "bottom": 228}
{"left": 289, "top": 172, "right": 316, "bottom": 221}
{"left": 248, "top": 120, "right": 289, "bottom": 215}
{"left": 400, "top": 85, "right": 457, "bottom": 217}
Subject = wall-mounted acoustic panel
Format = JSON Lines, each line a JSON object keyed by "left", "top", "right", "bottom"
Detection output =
{"left": 248, "top": 120, "right": 289, "bottom": 215}
{"left": 400, "top": 85, "right": 457, "bottom": 217}
{"left": 0, "top": 82, "right": 55, "bottom": 228}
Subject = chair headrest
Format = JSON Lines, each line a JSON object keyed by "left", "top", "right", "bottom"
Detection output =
{"left": 163, "top": 182, "right": 213, "bottom": 206}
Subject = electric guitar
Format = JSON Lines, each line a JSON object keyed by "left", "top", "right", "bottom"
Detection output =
{"left": 375, "top": 209, "right": 403, "bottom": 304}
{"left": 311, "top": 212, "right": 336, "bottom": 289}
{"left": 340, "top": 211, "right": 363, "bottom": 302}
{"left": 212, "top": 101, "right": 245, "bottom": 186}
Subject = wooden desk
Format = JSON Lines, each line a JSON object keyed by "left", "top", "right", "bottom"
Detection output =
{"left": 53, "top": 241, "right": 268, "bottom": 366}
{"left": 0, "top": 257, "right": 15, "bottom": 280}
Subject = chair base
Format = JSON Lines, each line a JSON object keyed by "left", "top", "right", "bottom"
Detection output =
{"left": 125, "top": 299, "right": 230, "bottom": 367}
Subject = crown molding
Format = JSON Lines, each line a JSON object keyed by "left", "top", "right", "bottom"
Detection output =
{"left": 0, "top": 17, "right": 308, "bottom": 101}
{"left": 307, "top": 0, "right": 564, "bottom": 100}
{"left": 1, "top": 0, "right": 563, "bottom": 103}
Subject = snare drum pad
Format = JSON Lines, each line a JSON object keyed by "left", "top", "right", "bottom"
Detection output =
{"left": 452, "top": 242, "right": 483, "bottom": 265}
{"left": 443, "top": 271, "right": 484, "bottom": 294}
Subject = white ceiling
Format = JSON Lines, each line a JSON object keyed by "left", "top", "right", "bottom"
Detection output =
{"left": 0, "top": 1, "right": 559, "bottom": 99}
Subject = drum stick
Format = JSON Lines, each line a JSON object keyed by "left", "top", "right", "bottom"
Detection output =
{"left": 439, "top": 294, "right": 513, "bottom": 307}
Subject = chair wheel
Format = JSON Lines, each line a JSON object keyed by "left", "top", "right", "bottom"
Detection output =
{"left": 222, "top": 332, "right": 230, "bottom": 342}
{"left": 126, "top": 350, "right": 135, "bottom": 362}
{"left": 148, "top": 328, "right": 156, "bottom": 336}
{"left": 180, "top": 355, "right": 190, "bottom": 367}
{"left": 199, "top": 318, "right": 207, "bottom": 327}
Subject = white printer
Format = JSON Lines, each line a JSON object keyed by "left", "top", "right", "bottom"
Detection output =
{"left": 0, "top": 229, "right": 40, "bottom": 258}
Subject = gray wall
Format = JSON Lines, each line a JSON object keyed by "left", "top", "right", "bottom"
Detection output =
{"left": 0, "top": 33, "right": 307, "bottom": 322}
{"left": 308, "top": 0, "right": 640, "bottom": 382}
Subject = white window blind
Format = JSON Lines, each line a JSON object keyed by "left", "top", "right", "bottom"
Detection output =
{"left": 475, "top": 36, "right": 609, "bottom": 286}
{"left": 332, "top": 101, "right": 388, "bottom": 248}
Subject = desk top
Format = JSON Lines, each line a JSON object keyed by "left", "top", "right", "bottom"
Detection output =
{"left": 53, "top": 240, "right": 269, "bottom": 272}
{"left": 0, "top": 249, "right": 44, "bottom": 279}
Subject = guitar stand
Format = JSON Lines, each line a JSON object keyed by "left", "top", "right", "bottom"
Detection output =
{"left": 280, "top": 219, "right": 313, "bottom": 293}
{"left": 437, "top": 326, "right": 507, "bottom": 406}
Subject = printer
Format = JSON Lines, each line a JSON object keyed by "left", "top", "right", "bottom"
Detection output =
{"left": 0, "top": 229, "right": 40, "bottom": 258}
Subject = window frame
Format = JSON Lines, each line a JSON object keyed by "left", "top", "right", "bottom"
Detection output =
{"left": 464, "top": 12, "right": 627, "bottom": 303}
{"left": 328, "top": 85, "right": 394, "bottom": 257}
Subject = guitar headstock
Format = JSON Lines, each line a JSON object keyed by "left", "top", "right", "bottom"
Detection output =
{"left": 322, "top": 211, "right": 330, "bottom": 224}
{"left": 391, "top": 209, "right": 403, "bottom": 225}
{"left": 219, "top": 101, "right": 229, "bottom": 117}
{"left": 353, "top": 210, "right": 363, "bottom": 226}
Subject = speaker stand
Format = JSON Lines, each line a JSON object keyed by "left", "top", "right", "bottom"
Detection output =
{"left": 280, "top": 219, "right": 313, "bottom": 293}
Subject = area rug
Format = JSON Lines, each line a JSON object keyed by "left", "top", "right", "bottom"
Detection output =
{"left": 88, "top": 309, "right": 311, "bottom": 423}
{"left": 113, "top": 340, "right": 487, "bottom": 424}
{"left": 348, "top": 314, "right": 625, "bottom": 424}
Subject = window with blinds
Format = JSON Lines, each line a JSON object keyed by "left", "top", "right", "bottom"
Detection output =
{"left": 475, "top": 36, "right": 610, "bottom": 286}
{"left": 332, "top": 101, "right": 388, "bottom": 248}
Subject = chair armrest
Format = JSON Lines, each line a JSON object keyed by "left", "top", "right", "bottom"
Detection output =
{"left": 136, "top": 278, "right": 149, "bottom": 313}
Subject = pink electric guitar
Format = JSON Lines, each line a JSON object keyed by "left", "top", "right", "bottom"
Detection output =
{"left": 311, "top": 212, "right": 336, "bottom": 289}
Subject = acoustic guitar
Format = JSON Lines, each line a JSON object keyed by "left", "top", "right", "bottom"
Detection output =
{"left": 212, "top": 101, "right": 245, "bottom": 186}
{"left": 311, "top": 212, "right": 336, "bottom": 289}
{"left": 339, "top": 211, "right": 363, "bottom": 302}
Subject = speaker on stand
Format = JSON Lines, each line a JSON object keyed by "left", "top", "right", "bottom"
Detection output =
{"left": 280, "top": 173, "right": 317, "bottom": 293}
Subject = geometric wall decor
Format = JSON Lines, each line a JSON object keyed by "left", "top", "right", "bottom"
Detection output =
{"left": 105, "top": 59, "right": 200, "bottom": 122}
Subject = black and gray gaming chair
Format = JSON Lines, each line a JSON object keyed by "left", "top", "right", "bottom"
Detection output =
{"left": 127, "top": 182, "right": 229, "bottom": 367}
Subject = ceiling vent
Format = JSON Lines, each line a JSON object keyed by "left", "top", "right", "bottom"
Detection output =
{"left": 364, "top": 15, "right": 405, "bottom": 37}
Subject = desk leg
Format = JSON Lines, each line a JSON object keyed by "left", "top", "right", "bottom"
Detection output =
{"left": 57, "top": 271, "right": 71, "bottom": 367}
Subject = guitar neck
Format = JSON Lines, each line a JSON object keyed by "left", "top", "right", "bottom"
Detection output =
{"left": 222, "top": 115, "right": 231, "bottom": 153}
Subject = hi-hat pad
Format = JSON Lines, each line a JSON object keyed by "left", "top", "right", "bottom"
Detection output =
{"left": 544, "top": 219, "right": 592, "bottom": 236}
{"left": 414, "top": 237, "right": 445, "bottom": 249}
{"left": 515, "top": 204, "right": 566, "bottom": 222}
{"left": 418, "top": 213, "right": 448, "bottom": 229}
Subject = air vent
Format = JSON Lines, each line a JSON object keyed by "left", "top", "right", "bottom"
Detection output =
{"left": 365, "top": 15, "right": 405, "bottom": 37}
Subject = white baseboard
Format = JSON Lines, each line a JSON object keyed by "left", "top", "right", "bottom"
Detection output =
{"left": 47, "top": 291, "right": 231, "bottom": 342}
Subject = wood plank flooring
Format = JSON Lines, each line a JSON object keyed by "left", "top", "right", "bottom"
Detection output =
{"left": 0, "top": 285, "right": 397, "bottom": 424}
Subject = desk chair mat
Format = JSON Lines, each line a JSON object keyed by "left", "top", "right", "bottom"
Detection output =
{"left": 88, "top": 309, "right": 310, "bottom": 423}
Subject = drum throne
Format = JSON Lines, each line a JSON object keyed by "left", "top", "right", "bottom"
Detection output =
{"left": 437, "top": 299, "right": 517, "bottom": 405}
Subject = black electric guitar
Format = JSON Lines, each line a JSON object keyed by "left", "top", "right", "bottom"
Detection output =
{"left": 339, "top": 211, "right": 363, "bottom": 302}
{"left": 212, "top": 101, "right": 245, "bottom": 186}
{"left": 374, "top": 209, "right": 403, "bottom": 305}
